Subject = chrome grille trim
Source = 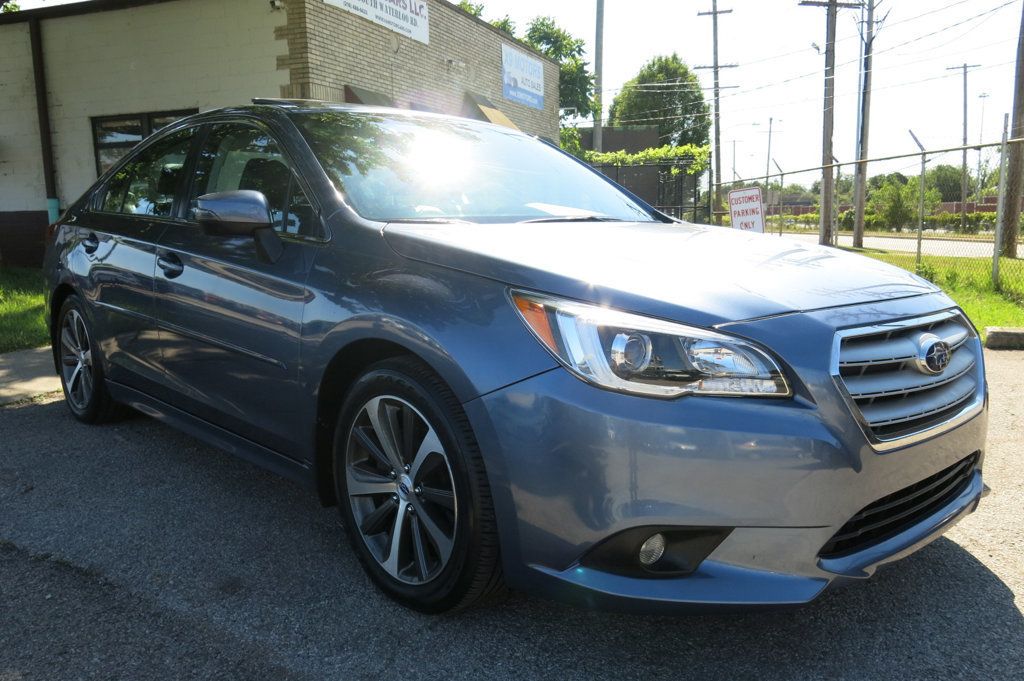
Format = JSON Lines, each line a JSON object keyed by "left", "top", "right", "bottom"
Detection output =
{"left": 843, "top": 351, "right": 976, "bottom": 399}
{"left": 838, "top": 321, "right": 969, "bottom": 368}
{"left": 831, "top": 310, "right": 985, "bottom": 451}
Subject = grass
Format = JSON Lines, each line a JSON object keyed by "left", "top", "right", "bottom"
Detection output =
{"left": 2, "top": 253, "right": 1022, "bottom": 354}
{"left": 842, "top": 247, "right": 1024, "bottom": 339}
{"left": 0, "top": 267, "right": 48, "bottom": 354}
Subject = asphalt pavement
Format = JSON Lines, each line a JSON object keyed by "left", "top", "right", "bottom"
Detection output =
{"left": 1, "top": 352, "right": 1022, "bottom": 680}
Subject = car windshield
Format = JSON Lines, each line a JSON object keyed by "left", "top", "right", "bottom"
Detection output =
{"left": 291, "top": 111, "right": 658, "bottom": 224}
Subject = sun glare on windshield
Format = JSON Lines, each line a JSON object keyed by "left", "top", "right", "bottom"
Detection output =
{"left": 402, "top": 129, "right": 473, "bottom": 190}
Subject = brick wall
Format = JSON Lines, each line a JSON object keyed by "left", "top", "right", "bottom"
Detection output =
{"left": 285, "top": 0, "right": 559, "bottom": 140}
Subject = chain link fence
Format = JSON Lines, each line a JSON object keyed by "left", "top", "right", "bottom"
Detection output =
{"left": 708, "top": 138, "right": 1024, "bottom": 306}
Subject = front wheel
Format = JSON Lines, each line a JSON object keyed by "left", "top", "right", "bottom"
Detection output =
{"left": 332, "top": 357, "right": 504, "bottom": 613}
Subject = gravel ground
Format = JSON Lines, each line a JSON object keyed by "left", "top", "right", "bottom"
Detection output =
{"left": 1, "top": 352, "right": 1021, "bottom": 680}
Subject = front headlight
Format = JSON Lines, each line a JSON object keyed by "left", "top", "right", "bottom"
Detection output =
{"left": 511, "top": 290, "right": 790, "bottom": 398}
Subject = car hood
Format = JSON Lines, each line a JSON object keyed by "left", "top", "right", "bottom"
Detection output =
{"left": 383, "top": 220, "right": 939, "bottom": 326}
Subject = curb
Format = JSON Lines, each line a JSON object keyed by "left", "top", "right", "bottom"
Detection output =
{"left": 984, "top": 327, "right": 1024, "bottom": 350}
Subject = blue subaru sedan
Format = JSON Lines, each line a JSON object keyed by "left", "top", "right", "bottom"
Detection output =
{"left": 43, "top": 101, "right": 988, "bottom": 613}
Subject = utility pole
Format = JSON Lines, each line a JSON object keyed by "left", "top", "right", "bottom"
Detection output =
{"left": 909, "top": 129, "right": 927, "bottom": 267}
{"left": 802, "top": 0, "right": 861, "bottom": 246}
{"left": 698, "top": 1, "right": 736, "bottom": 225}
{"left": 995, "top": 114, "right": 1010, "bottom": 286}
{"left": 978, "top": 92, "right": 989, "bottom": 200}
{"left": 593, "top": 0, "right": 604, "bottom": 152}
{"left": 947, "top": 63, "right": 981, "bottom": 231}
{"left": 1001, "top": 0, "right": 1024, "bottom": 259}
{"left": 773, "top": 159, "right": 785, "bottom": 236}
{"left": 852, "top": 0, "right": 876, "bottom": 249}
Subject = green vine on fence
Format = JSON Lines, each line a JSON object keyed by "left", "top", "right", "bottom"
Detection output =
{"left": 582, "top": 144, "right": 710, "bottom": 176}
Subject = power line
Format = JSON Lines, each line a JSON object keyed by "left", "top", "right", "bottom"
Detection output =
{"left": 604, "top": 0, "right": 1016, "bottom": 126}
{"left": 606, "top": 57, "right": 1015, "bottom": 127}
{"left": 736, "top": 0, "right": 975, "bottom": 69}
{"left": 712, "top": 0, "right": 1015, "bottom": 108}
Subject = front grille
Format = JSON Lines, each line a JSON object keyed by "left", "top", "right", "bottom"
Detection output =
{"left": 819, "top": 452, "right": 979, "bottom": 558}
{"left": 835, "top": 311, "right": 981, "bottom": 444}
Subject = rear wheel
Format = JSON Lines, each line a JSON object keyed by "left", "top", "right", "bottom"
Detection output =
{"left": 56, "top": 295, "right": 122, "bottom": 423}
{"left": 333, "top": 357, "right": 504, "bottom": 613}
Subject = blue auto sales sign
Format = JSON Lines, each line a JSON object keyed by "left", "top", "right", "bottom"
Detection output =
{"left": 501, "top": 44, "right": 544, "bottom": 110}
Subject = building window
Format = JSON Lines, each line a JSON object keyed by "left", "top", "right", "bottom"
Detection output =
{"left": 91, "top": 109, "right": 198, "bottom": 176}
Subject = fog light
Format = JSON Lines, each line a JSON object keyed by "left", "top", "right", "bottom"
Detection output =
{"left": 638, "top": 533, "right": 666, "bottom": 566}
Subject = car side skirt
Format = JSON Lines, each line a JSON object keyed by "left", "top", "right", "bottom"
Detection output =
{"left": 106, "top": 380, "right": 314, "bottom": 488}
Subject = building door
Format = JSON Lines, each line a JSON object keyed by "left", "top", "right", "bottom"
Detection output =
{"left": 153, "top": 121, "right": 323, "bottom": 459}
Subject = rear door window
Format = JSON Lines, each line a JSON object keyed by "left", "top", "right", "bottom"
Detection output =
{"left": 100, "top": 128, "right": 194, "bottom": 217}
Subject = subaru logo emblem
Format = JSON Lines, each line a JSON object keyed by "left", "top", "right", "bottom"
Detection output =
{"left": 914, "top": 334, "right": 952, "bottom": 375}
{"left": 397, "top": 473, "right": 413, "bottom": 500}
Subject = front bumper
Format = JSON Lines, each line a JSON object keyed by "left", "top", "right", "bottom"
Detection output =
{"left": 465, "top": 293, "right": 988, "bottom": 612}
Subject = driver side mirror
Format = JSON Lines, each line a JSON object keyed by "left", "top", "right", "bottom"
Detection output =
{"left": 194, "top": 190, "right": 272, "bottom": 236}
{"left": 194, "top": 190, "right": 284, "bottom": 263}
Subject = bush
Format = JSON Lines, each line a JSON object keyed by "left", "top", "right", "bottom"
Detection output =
{"left": 922, "top": 211, "right": 996, "bottom": 234}
{"left": 559, "top": 126, "right": 582, "bottom": 158}
{"left": 915, "top": 261, "right": 937, "bottom": 282}
{"left": 864, "top": 213, "right": 887, "bottom": 231}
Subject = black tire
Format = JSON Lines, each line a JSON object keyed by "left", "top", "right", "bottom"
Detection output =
{"left": 332, "top": 356, "right": 504, "bottom": 613}
{"left": 54, "top": 295, "right": 124, "bottom": 424}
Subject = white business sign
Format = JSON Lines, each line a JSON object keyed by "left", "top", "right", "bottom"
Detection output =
{"left": 325, "top": 0, "right": 430, "bottom": 45}
{"left": 728, "top": 186, "right": 766, "bottom": 233}
{"left": 501, "top": 44, "right": 545, "bottom": 110}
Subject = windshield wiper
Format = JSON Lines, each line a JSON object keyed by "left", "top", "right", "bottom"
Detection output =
{"left": 519, "top": 215, "right": 627, "bottom": 223}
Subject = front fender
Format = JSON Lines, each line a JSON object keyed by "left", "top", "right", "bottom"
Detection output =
{"left": 301, "top": 239, "right": 558, "bottom": 405}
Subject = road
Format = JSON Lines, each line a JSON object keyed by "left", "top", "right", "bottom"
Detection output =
{"left": 1, "top": 352, "right": 1022, "bottom": 680}
{"left": 783, "top": 232, "right": 997, "bottom": 258}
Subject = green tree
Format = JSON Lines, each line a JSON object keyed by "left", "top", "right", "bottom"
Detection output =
{"left": 925, "top": 163, "right": 974, "bottom": 202}
{"left": 1, "top": 1, "right": 20, "bottom": 12}
{"left": 559, "top": 126, "right": 583, "bottom": 158}
{"left": 608, "top": 54, "right": 710, "bottom": 147}
{"left": 523, "top": 16, "right": 594, "bottom": 119}
{"left": 456, "top": 1, "right": 483, "bottom": 17}
{"left": 868, "top": 178, "right": 940, "bottom": 231}
{"left": 868, "top": 172, "right": 908, "bottom": 191}
{"left": 490, "top": 15, "right": 515, "bottom": 36}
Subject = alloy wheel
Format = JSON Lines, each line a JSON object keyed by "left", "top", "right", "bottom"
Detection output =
{"left": 60, "top": 308, "right": 94, "bottom": 411}
{"left": 345, "top": 395, "right": 458, "bottom": 585}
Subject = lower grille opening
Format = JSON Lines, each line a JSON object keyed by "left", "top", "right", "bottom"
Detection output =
{"left": 819, "top": 452, "right": 979, "bottom": 559}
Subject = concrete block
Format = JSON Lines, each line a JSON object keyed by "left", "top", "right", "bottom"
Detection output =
{"left": 985, "top": 328, "right": 1024, "bottom": 350}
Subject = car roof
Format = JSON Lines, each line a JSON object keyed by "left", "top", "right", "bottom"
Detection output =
{"left": 190, "top": 99, "right": 519, "bottom": 133}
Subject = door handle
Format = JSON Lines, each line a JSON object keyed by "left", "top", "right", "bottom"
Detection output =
{"left": 157, "top": 253, "right": 184, "bottom": 278}
{"left": 81, "top": 231, "right": 99, "bottom": 254}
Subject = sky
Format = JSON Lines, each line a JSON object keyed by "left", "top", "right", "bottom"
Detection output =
{"left": 490, "top": 0, "right": 1023, "bottom": 187}
{"left": 16, "top": 0, "right": 1023, "bottom": 187}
